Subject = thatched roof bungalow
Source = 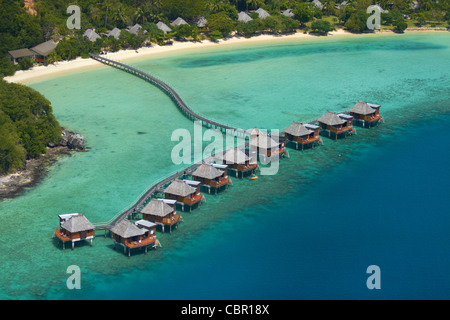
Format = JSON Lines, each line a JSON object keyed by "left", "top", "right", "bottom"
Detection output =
{"left": 54, "top": 213, "right": 94, "bottom": 250}
{"left": 164, "top": 179, "right": 203, "bottom": 209}
{"left": 141, "top": 199, "right": 181, "bottom": 232}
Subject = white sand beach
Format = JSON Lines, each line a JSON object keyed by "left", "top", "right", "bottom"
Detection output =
{"left": 4, "top": 29, "right": 358, "bottom": 84}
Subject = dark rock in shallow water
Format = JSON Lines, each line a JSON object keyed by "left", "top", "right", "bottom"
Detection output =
{"left": 56, "top": 128, "right": 85, "bottom": 150}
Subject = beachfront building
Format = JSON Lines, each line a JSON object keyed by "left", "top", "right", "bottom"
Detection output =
{"left": 238, "top": 11, "right": 253, "bottom": 23}
{"left": 156, "top": 21, "right": 172, "bottom": 34}
{"left": 105, "top": 28, "right": 121, "bottom": 39}
{"left": 54, "top": 213, "right": 94, "bottom": 250}
{"left": 312, "top": 0, "right": 324, "bottom": 10}
{"left": 248, "top": 127, "right": 288, "bottom": 159}
{"left": 7, "top": 48, "right": 35, "bottom": 64}
{"left": 83, "top": 29, "right": 101, "bottom": 42}
{"left": 140, "top": 199, "right": 182, "bottom": 233}
{"left": 164, "top": 179, "right": 204, "bottom": 212}
{"left": 317, "top": 111, "right": 355, "bottom": 140}
{"left": 194, "top": 16, "right": 207, "bottom": 28}
{"left": 255, "top": 8, "right": 270, "bottom": 19}
{"left": 30, "top": 40, "right": 57, "bottom": 63}
{"left": 110, "top": 219, "right": 158, "bottom": 256}
{"left": 171, "top": 17, "right": 189, "bottom": 27}
{"left": 349, "top": 101, "right": 383, "bottom": 128}
{"left": 283, "top": 121, "right": 322, "bottom": 150}
{"left": 216, "top": 148, "right": 258, "bottom": 178}
{"left": 192, "top": 163, "right": 230, "bottom": 194}
{"left": 127, "top": 24, "right": 142, "bottom": 35}
{"left": 282, "top": 9, "right": 295, "bottom": 18}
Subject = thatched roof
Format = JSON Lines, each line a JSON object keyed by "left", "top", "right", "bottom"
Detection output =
{"left": 156, "top": 21, "right": 172, "bottom": 34}
{"left": 31, "top": 40, "right": 57, "bottom": 56}
{"left": 127, "top": 24, "right": 142, "bottom": 34}
{"left": 217, "top": 148, "right": 249, "bottom": 164}
{"left": 312, "top": 0, "right": 324, "bottom": 9}
{"left": 192, "top": 163, "right": 224, "bottom": 180}
{"left": 83, "top": 29, "right": 101, "bottom": 42}
{"left": 238, "top": 11, "right": 253, "bottom": 23}
{"left": 282, "top": 9, "right": 294, "bottom": 18}
{"left": 8, "top": 48, "right": 35, "bottom": 59}
{"left": 61, "top": 214, "right": 94, "bottom": 233}
{"left": 318, "top": 111, "right": 346, "bottom": 126}
{"left": 164, "top": 179, "right": 197, "bottom": 197}
{"left": 141, "top": 199, "right": 175, "bottom": 217}
{"left": 171, "top": 17, "right": 189, "bottom": 27}
{"left": 283, "top": 121, "right": 313, "bottom": 137}
{"left": 111, "top": 219, "right": 145, "bottom": 238}
{"left": 106, "top": 28, "right": 121, "bottom": 39}
{"left": 250, "top": 133, "right": 280, "bottom": 149}
{"left": 255, "top": 8, "right": 270, "bottom": 19}
{"left": 350, "top": 101, "right": 377, "bottom": 115}
{"left": 195, "top": 16, "right": 207, "bottom": 27}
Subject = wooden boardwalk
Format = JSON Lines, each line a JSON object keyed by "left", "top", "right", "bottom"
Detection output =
{"left": 89, "top": 54, "right": 247, "bottom": 138}
{"left": 89, "top": 54, "right": 252, "bottom": 231}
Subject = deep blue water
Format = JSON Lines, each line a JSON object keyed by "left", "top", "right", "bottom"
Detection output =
{"left": 79, "top": 115, "right": 449, "bottom": 300}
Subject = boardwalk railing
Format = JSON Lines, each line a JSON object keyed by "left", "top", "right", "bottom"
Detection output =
{"left": 89, "top": 54, "right": 248, "bottom": 138}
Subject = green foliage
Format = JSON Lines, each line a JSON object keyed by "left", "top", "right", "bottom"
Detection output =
{"left": 344, "top": 10, "right": 369, "bottom": 32}
{"left": 207, "top": 12, "right": 235, "bottom": 37}
{"left": 310, "top": 19, "right": 335, "bottom": 35}
{"left": 393, "top": 17, "right": 408, "bottom": 32}
{"left": 0, "top": 79, "right": 62, "bottom": 174}
{"left": 19, "top": 57, "right": 34, "bottom": 71}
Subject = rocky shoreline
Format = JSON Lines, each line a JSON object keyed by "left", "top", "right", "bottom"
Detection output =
{"left": 0, "top": 128, "right": 85, "bottom": 200}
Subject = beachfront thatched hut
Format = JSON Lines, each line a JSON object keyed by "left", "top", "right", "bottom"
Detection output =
{"left": 317, "top": 111, "right": 354, "bottom": 140}
{"left": 110, "top": 219, "right": 157, "bottom": 256}
{"left": 282, "top": 9, "right": 295, "bottom": 18}
{"left": 349, "top": 101, "right": 382, "bottom": 128}
{"left": 127, "top": 24, "right": 142, "bottom": 35}
{"left": 156, "top": 21, "right": 172, "bottom": 34}
{"left": 164, "top": 179, "right": 204, "bottom": 211}
{"left": 171, "top": 17, "right": 189, "bottom": 27}
{"left": 238, "top": 11, "right": 253, "bottom": 23}
{"left": 255, "top": 8, "right": 270, "bottom": 19}
{"left": 106, "top": 27, "right": 121, "bottom": 39}
{"left": 83, "top": 29, "right": 101, "bottom": 42}
{"left": 55, "top": 213, "right": 94, "bottom": 250}
{"left": 194, "top": 16, "right": 207, "bottom": 28}
{"left": 192, "top": 163, "right": 230, "bottom": 194}
{"left": 283, "top": 121, "right": 321, "bottom": 150}
{"left": 30, "top": 39, "right": 57, "bottom": 63}
{"left": 141, "top": 199, "right": 181, "bottom": 233}
{"left": 7, "top": 48, "right": 35, "bottom": 64}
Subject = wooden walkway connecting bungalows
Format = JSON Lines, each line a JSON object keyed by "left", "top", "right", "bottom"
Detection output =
{"left": 89, "top": 54, "right": 248, "bottom": 139}
{"left": 56, "top": 55, "right": 385, "bottom": 256}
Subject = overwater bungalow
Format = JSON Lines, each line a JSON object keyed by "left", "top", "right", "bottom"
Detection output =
{"left": 164, "top": 179, "right": 204, "bottom": 212}
{"left": 110, "top": 219, "right": 157, "bottom": 256}
{"left": 248, "top": 127, "right": 288, "bottom": 159}
{"left": 192, "top": 163, "right": 230, "bottom": 194}
{"left": 54, "top": 213, "right": 94, "bottom": 250}
{"left": 216, "top": 148, "right": 258, "bottom": 178}
{"left": 238, "top": 11, "right": 253, "bottom": 23}
{"left": 349, "top": 101, "right": 383, "bottom": 128}
{"left": 140, "top": 199, "right": 181, "bottom": 233}
{"left": 156, "top": 21, "right": 172, "bottom": 34}
{"left": 317, "top": 111, "right": 355, "bottom": 140}
{"left": 283, "top": 121, "right": 322, "bottom": 150}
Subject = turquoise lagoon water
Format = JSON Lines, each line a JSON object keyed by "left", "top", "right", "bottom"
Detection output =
{"left": 0, "top": 32, "right": 449, "bottom": 299}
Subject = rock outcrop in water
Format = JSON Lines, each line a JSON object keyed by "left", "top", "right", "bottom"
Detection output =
{"left": 49, "top": 128, "right": 85, "bottom": 150}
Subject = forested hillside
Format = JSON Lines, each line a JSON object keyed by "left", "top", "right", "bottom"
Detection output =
{"left": 0, "top": 79, "right": 61, "bottom": 175}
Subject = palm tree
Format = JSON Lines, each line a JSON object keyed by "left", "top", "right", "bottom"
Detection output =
{"left": 135, "top": 7, "right": 146, "bottom": 25}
